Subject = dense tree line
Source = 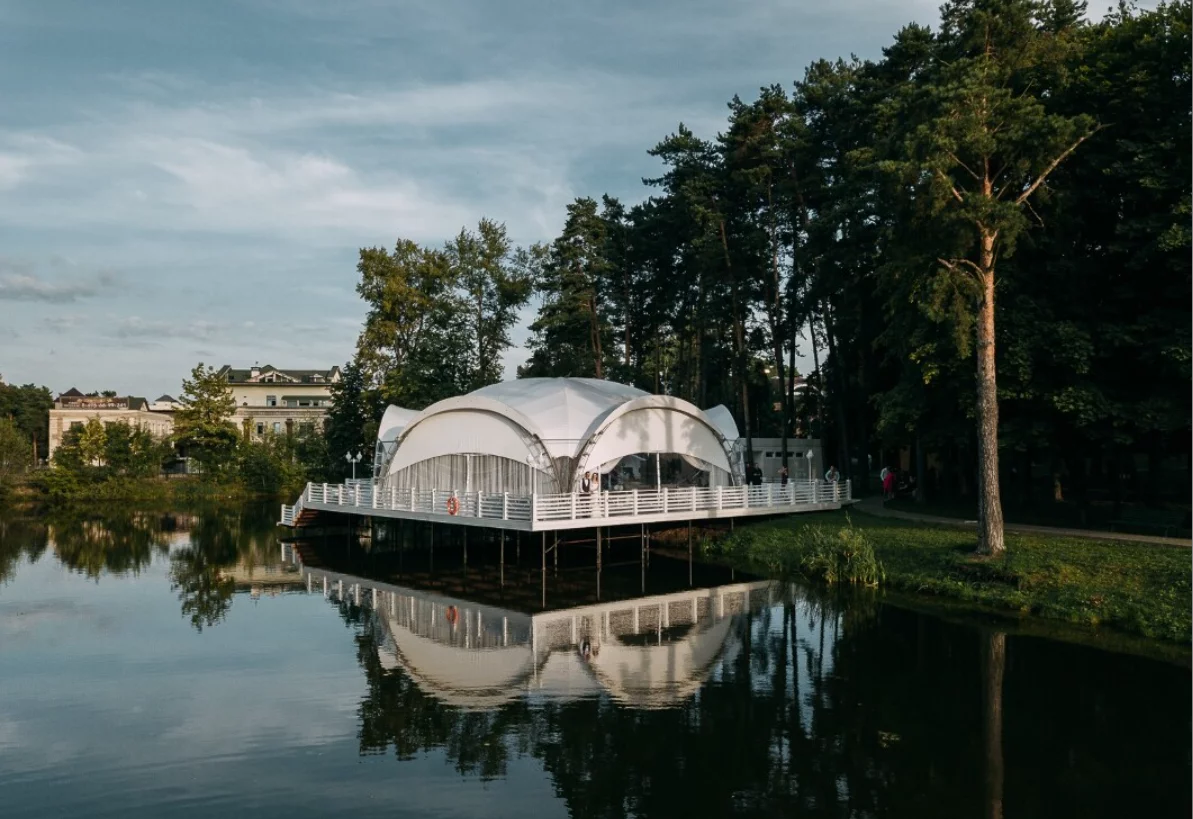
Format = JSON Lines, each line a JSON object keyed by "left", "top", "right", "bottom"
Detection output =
{"left": 330, "top": 0, "right": 1188, "bottom": 550}
{"left": 516, "top": 0, "right": 1192, "bottom": 553}
{"left": 0, "top": 376, "right": 53, "bottom": 478}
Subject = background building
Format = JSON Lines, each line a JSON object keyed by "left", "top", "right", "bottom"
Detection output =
{"left": 218, "top": 364, "right": 341, "bottom": 440}
{"left": 48, "top": 389, "right": 175, "bottom": 460}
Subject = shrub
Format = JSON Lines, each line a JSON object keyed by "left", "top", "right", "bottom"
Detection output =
{"left": 704, "top": 516, "right": 885, "bottom": 587}
{"left": 796, "top": 524, "right": 884, "bottom": 587}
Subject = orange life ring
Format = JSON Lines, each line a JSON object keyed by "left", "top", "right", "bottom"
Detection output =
{"left": 445, "top": 606, "right": 459, "bottom": 625}
{"left": 446, "top": 496, "right": 460, "bottom": 516}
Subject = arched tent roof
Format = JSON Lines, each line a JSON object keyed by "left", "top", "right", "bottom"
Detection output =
{"left": 378, "top": 405, "right": 420, "bottom": 444}
{"left": 379, "top": 378, "right": 737, "bottom": 489}
{"left": 465, "top": 378, "right": 649, "bottom": 460}
{"left": 703, "top": 405, "right": 741, "bottom": 442}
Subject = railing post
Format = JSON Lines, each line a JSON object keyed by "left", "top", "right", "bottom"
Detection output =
{"left": 633, "top": 489, "right": 639, "bottom": 516}
{"left": 531, "top": 493, "right": 538, "bottom": 521}
{"left": 503, "top": 492, "right": 509, "bottom": 520}
{"left": 431, "top": 488, "right": 437, "bottom": 513}
{"left": 409, "top": 487, "right": 415, "bottom": 510}
{"left": 812, "top": 480, "right": 818, "bottom": 504}
{"left": 570, "top": 492, "right": 576, "bottom": 520}
{"left": 767, "top": 483, "right": 773, "bottom": 507}
{"left": 477, "top": 491, "right": 483, "bottom": 519}
{"left": 663, "top": 487, "right": 669, "bottom": 514}
{"left": 717, "top": 486, "right": 723, "bottom": 511}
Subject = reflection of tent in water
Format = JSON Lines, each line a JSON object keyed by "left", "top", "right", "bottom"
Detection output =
{"left": 587, "top": 615, "right": 739, "bottom": 709}
{"left": 377, "top": 628, "right": 535, "bottom": 710}
{"left": 349, "top": 566, "right": 768, "bottom": 710}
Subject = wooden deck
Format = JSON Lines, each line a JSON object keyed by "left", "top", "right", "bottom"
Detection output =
{"left": 281, "top": 479, "right": 853, "bottom": 532}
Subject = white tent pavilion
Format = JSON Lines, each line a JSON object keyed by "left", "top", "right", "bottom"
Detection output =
{"left": 281, "top": 377, "right": 853, "bottom": 531}
{"left": 375, "top": 378, "right": 738, "bottom": 495}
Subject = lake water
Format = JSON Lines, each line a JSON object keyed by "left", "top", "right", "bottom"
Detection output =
{"left": 1, "top": 503, "right": 1188, "bottom": 818}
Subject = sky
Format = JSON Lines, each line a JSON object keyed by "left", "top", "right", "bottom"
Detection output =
{"left": 0, "top": 0, "right": 1095, "bottom": 399}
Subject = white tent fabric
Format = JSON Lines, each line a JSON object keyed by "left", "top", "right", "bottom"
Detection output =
{"left": 378, "top": 405, "right": 420, "bottom": 443}
{"left": 379, "top": 378, "right": 737, "bottom": 491}
{"left": 703, "top": 404, "right": 740, "bottom": 442}
{"left": 579, "top": 401, "right": 733, "bottom": 487}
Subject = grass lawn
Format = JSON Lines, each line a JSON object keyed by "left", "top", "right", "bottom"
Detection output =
{"left": 712, "top": 509, "right": 1191, "bottom": 644}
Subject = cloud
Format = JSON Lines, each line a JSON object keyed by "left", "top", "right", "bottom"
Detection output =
{"left": 0, "top": 134, "right": 80, "bottom": 190}
{"left": 0, "top": 267, "right": 118, "bottom": 303}
{"left": 113, "top": 317, "right": 235, "bottom": 341}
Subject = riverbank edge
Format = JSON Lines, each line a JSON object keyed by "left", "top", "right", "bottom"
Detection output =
{"left": 1, "top": 475, "right": 298, "bottom": 509}
{"left": 697, "top": 508, "right": 1192, "bottom": 650}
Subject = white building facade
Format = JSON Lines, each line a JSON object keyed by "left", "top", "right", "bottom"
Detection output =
{"left": 217, "top": 364, "right": 341, "bottom": 440}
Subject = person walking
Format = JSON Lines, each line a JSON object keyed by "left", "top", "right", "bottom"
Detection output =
{"left": 882, "top": 467, "right": 896, "bottom": 502}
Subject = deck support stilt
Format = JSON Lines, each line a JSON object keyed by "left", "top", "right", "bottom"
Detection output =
{"left": 596, "top": 526, "right": 602, "bottom": 601}
{"left": 688, "top": 521, "right": 693, "bottom": 586}
{"left": 500, "top": 530, "right": 505, "bottom": 587}
{"left": 541, "top": 531, "right": 547, "bottom": 609}
{"left": 640, "top": 523, "right": 646, "bottom": 594}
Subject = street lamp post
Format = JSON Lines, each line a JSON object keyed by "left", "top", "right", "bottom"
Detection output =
{"left": 345, "top": 451, "right": 362, "bottom": 481}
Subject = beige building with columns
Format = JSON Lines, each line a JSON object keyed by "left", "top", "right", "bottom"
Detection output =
{"left": 47, "top": 389, "right": 176, "bottom": 460}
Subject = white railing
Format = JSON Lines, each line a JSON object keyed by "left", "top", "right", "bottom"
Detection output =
{"left": 288, "top": 479, "right": 851, "bottom": 526}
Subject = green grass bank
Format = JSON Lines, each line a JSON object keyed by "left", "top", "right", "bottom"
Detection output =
{"left": 702, "top": 509, "right": 1191, "bottom": 645}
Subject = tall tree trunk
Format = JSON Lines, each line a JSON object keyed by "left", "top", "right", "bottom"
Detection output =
{"left": 809, "top": 312, "right": 825, "bottom": 434}
{"left": 982, "top": 631, "right": 1006, "bottom": 819}
{"left": 623, "top": 266, "right": 632, "bottom": 372}
{"left": 787, "top": 313, "right": 797, "bottom": 447}
{"left": 976, "top": 231, "right": 1005, "bottom": 556}
{"left": 821, "top": 303, "right": 851, "bottom": 482}
{"left": 720, "top": 219, "right": 753, "bottom": 468}
{"left": 767, "top": 184, "right": 789, "bottom": 466}
{"left": 588, "top": 292, "right": 604, "bottom": 379}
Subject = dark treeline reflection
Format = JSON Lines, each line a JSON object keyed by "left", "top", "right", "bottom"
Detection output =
{"left": 0, "top": 503, "right": 287, "bottom": 631}
{"left": 330, "top": 589, "right": 1190, "bottom": 819}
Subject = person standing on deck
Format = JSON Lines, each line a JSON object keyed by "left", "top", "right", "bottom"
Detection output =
{"left": 779, "top": 466, "right": 789, "bottom": 486}
{"left": 825, "top": 465, "right": 840, "bottom": 484}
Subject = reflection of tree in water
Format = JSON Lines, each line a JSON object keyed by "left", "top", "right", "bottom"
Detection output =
{"left": 0, "top": 514, "right": 49, "bottom": 584}
{"left": 340, "top": 589, "right": 907, "bottom": 817}
{"left": 48, "top": 509, "right": 174, "bottom": 578}
{"left": 338, "top": 582, "right": 1190, "bottom": 818}
{"left": 168, "top": 504, "right": 281, "bottom": 632}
